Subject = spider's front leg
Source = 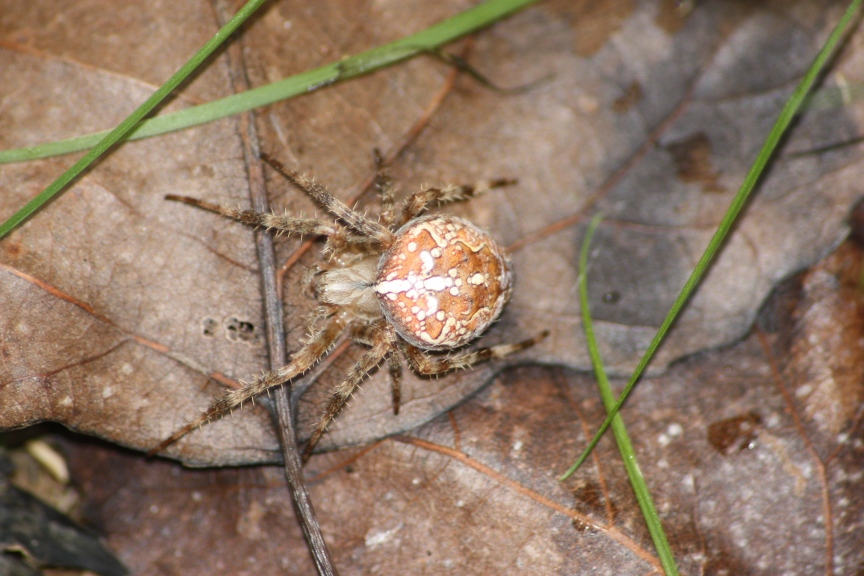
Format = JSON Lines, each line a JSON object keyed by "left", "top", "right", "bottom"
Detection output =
{"left": 401, "top": 330, "right": 549, "bottom": 376}
{"left": 149, "top": 312, "right": 349, "bottom": 456}
{"left": 302, "top": 319, "right": 398, "bottom": 462}
{"left": 260, "top": 153, "right": 395, "bottom": 247}
{"left": 165, "top": 194, "right": 336, "bottom": 237}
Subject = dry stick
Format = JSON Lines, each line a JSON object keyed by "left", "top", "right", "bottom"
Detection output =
{"left": 214, "top": 2, "right": 337, "bottom": 574}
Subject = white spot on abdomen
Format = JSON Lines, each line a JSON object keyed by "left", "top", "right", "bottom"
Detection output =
{"left": 375, "top": 279, "right": 412, "bottom": 294}
{"left": 423, "top": 276, "right": 447, "bottom": 292}
{"left": 419, "top": 250, "right": 434, "bottom": 273}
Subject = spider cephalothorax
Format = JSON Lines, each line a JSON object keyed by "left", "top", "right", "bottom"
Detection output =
{"left": 151, "top": 153, "right": 546, "bottom": 460}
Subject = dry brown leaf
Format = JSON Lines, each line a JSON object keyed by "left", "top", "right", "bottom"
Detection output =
{"left": 2, "top": 0, "right": 864, "bottom": 572}
{"left": 3, "top": 0, "right": 863, "bottom": 464}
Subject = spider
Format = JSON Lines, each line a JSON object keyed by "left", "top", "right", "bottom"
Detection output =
{"left": 150, "top": 153, "right": 547, "bottom": 461}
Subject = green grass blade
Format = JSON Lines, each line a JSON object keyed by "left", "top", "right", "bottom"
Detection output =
{"left": 562, "top": 214, "right": 678, "bottom": 574}
{"left": 0, "top": 0, "right": 537, "bottom": 166}
{"left": 563, "top": 0, "right": 863, "bottom": 476}
{"left": 0, "top": 0, "right": 268, "bottom": 240}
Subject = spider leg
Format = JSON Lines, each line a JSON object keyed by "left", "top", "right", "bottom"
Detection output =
{"left": 323, "top": 229, "right": 383, "bottom": 260}
{"left": 261, "top": 153, "right": 395, "bottom": 247}
{"left": 303, "top": 320, "right": 397, "bottom": 462}
{"left": 348, "top": 319, "right": 381, "bottom": 347}
{"left": 387, "top": 353, "right": 403, "bottom": 416}
{"left": 397, "top": 178, "right": 517, "bottom": 227}
{"left": 148, "top": 313, "right": 349, "bottom": 457}
{"left": 165, "top": 195, "right": 337, "bottom": 237}
{"left": 373, "top": 154, "right": 398, "bottom": 227}
{"left": 402, "top": 330, "right": 549, "bottom": 375}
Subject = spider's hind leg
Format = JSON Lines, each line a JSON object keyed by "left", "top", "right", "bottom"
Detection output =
{"left": 149, "top": 313, "right": 348, "bottom": 457}
{"left": 401, "top": 330, "right": 549, "bottom": 376}
{"left": 303, "top": 320, "right": 397, "bottom": 462}
{"left": 388, "top": 353, "right": 403, "bottom": 416}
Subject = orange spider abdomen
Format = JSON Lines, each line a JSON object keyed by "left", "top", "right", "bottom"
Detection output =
{"left": 375, "top": 214, "right": 512, "bottom": 350}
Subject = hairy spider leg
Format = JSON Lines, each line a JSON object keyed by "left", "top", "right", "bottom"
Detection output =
{"left": 396, "top": 178, "right": 518, "bottom": 228}
{"left": 349, "top": 315, "right": 404, "bottom": 416}
{"left": 369, "top": 148, "right": 399, "bottom": 228}
{"left": 401, "top": 330, "right": 550, "bottom": 375}
{"left": 374, "top": 169, "right": 398, "bottom": 228}
{"left": 165, "top": 195, "right": 337, "bottom": 237}
{"left": 387, "top": 353, "right": 403, "bottom": 416}
{"left": 261, "top": 152, "right": 395, "bottom": 247}
{"left": 302, "top": 319, "right": 397, "bottom": 462}
{"left": 149, "top": 313, "right": 349, "bottom": 456}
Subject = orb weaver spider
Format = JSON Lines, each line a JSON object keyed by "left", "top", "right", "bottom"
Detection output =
{"left": 150, "top": 153, "right": 546, "bottom": 461}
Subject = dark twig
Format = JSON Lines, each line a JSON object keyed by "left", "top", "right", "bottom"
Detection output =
{"left": 215, "top": 2, "right": 338, "bottom": 574}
